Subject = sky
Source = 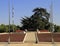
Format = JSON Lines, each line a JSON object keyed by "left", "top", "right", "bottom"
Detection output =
{"left": 0, "top": 0, "right": 60, "bottom": 26}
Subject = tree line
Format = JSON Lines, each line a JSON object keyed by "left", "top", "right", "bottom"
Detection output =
{"left": 0, "top": 24, "right": 60, "bottom": 33}
{"left": 0, "top": 24, "right": 20, "bottom": 33}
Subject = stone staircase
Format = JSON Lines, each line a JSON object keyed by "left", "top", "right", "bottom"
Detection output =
{"left": 23, "top": 32, "right": 36, "bottom": 43}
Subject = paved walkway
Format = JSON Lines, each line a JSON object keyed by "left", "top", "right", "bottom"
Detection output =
{"left": 24, "top": 32, "right": 36, "bottom": 43}
{"left": 0, "top": 43, "right": 60, "bottom": 46}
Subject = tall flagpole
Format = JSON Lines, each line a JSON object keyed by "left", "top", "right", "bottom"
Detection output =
{"left": 12, "top": 0, "right": 14, "bottom": 32}
{"left": 8, "top": 0, "right": 10, "bottom": 33}
{"left": 8, "top": 0, "right": 10, "bottom": 44}
{"left": 50, "top": 1, "right": 54, "bottom": 32}
{"left": 50, "top": 1, "right": 55, "bottom": 45}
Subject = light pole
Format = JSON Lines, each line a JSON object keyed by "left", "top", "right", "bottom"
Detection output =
{"left": 12, "top": 0, "right": 14, "bottom": 32}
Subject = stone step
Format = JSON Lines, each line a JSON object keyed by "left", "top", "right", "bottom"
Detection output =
{"left": 24, "top": 41, "right": 36, "bottom": 43}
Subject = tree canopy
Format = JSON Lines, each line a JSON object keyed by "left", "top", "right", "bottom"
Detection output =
{"left": 21, "top": 8, "right": 50, "bottom": 31}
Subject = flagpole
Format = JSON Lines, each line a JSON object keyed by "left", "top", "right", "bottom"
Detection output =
{"left": 50, "top": 1, "right": 53, "bottom": 32}
{"left": 8, "top": 0, "right": 10, "bottom": 44}
{"left": 50, "top": 0, "right": 55, "bottom": 44}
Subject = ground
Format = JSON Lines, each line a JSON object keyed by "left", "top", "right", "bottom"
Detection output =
{"left": 0, "top": 43, "right": 60, "bottom": 46}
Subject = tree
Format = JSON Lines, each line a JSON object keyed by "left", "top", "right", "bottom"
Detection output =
{"left": 0, "top": 24, "right": 5, "bottom": 33}
{"left": 9, "top": 25, "right": 17, "bottom": 32}
{"left": 21, "top": 8, "right": 50, "bottom": 31}
{"left": 5, "top": 25, "right": 9, "bottom": 32}
{"left": 32, "top": 8, "right": 50, "bottom": 30}
{"left": 54, "top": 25, "right": 60, "bottom": 32}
